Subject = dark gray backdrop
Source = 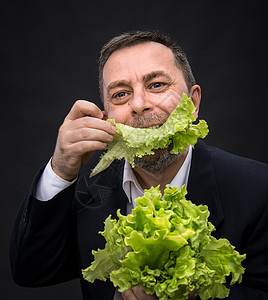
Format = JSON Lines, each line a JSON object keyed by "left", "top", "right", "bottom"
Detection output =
{"left": 2, "top": 1, "right": 267, "bottom": 299}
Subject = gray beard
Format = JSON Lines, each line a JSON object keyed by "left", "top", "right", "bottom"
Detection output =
{"left": 129, "top": 111, "right": 179, "bottom": 173}
{"left": 134, "top": 144, "right": 179, "bottom": 173}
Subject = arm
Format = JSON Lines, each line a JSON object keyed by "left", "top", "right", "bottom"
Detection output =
{"left": 227, "top": 285, "right": 268, "bottom": 299}
{"left": 10, "top": 169, "right": 79, "bottom": 286}
{"left": 227, "top": 202, "right": 268, "bottom": 299}
{"left": 10, "top": 100, "right": 116, "bottom": 287}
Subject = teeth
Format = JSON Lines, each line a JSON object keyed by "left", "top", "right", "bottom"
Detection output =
{"left": 149, "top": 125, "right": 160, "bottom": 129}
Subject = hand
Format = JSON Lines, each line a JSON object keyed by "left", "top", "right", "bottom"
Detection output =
{"left": 122, "top": 286, "right": 158, "bottom": 300}
{"left": 51, "top": 100, "right": 116, "bottom": 181}
{"left": 187, "top": 289, "right": 196, "bottom": 300}
{"left": 122, "top": 286, "right": 196, "bottom": 300}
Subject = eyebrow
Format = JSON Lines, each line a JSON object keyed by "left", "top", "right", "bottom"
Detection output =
{"left": 106, "top": 80, "right": 131, "bottom": 95}
{"left": 142, "top": 70, "right": 173, "bottom": 84}
{"left": 106, "top": 70, "right": 173, "bottom": 95}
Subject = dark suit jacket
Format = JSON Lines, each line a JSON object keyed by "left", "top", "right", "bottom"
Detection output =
{"left": 10, "top": 141, "right": 268, "bottom": 299}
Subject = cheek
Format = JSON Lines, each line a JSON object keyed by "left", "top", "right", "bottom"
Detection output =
{"left": 157, "top": 98, "right": 180, "bottom": 115}
{"left": 154, "top": 89, "right": 184, "bottom": 114}
{"left": 105, "top": 106, "right": 129, "bottom": 124}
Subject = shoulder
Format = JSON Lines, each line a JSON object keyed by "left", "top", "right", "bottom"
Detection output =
{"left": 197, "top": 142, "right": 268, "bottom": 243}
{"left": 203, "top": 142, "right": 268, "bottom": 176}
{"left": 198, "top": 141, "right": 268, "bottom": 208}
{"left": 193, "top": 141, "right": 268, "bottom": 205}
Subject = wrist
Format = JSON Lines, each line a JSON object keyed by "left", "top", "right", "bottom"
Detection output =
{"left": 51, "top": 157, "right": 78, "bottom": 182}
{"left": 36, "top": 158, "right": 77, "bottom": 201}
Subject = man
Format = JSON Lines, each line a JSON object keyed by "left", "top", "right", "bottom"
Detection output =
{"left": 10, "top": 31, "right": 268, "bottom": 299}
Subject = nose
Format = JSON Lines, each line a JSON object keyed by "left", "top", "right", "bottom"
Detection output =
{"left": 129, "top": 90, "right": 152, "bottom": 115}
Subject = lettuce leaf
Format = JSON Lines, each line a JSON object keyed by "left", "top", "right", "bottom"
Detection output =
{"left": 82, "top": 185, "right": 246, "bottom": 300}
{"left": 90, "top": 93, "right": 209, "bottom": 177}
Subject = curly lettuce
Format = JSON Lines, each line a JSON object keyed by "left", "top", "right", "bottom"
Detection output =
{"left": 90, "top": 93, "right": 209, "bottom": 177}
{"left": 82, "top": 185, "right": 246, "bottom": 300}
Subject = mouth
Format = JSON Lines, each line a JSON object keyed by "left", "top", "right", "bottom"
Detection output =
{"left": 128, "top": 112, "right": 169, "bottom": 129}
{"left": 131, "top": 123, "right": 162, "bottom": 129}
{"left": 148, "top": 124, "right": 161, "bottom": 129}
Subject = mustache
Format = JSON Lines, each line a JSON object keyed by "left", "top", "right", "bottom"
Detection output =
{"left": 128, "top": 111, "right": 169, "bottom": 128}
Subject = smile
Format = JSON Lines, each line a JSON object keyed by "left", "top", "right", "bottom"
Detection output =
{"left": 148, "top": 124, "right": 161, "bottom": 129}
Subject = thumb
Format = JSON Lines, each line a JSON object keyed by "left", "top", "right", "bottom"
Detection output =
{"left": 66, "top": 100, "right": 104, "bottom": 121}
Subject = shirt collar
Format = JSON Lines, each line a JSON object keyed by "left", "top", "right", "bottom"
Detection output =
{"left": 122, "top": 146, "right": 192, "bottom": 204}
{"left": 170, "top": 145, "right": 192, "bottom": 189}
{"left": 122, "top": 161, "right": 144, "bottom": 204}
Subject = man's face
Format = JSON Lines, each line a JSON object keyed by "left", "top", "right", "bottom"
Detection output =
{"left": 102, "top": 42, "right": 191, "bottom": 128}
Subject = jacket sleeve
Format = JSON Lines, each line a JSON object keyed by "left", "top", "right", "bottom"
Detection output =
{"left": 227, "top": 285, "right": 268, "bottom": 299}
{"left": 10, "top": 166, "right": 80, "bottom": 287}
{"left": 226, "top": 191, "right": 268, "bottom": 299}
{"left": 235, "top": 204, "right": 268, "bottom": 298}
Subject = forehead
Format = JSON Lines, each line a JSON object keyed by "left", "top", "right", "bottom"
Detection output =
{"left": 103, "top": 42, "right": 179, "bottom": 84}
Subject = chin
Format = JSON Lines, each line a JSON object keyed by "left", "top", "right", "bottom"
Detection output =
{"left": 134, "top": 144, "right": 179, "bottom": 173}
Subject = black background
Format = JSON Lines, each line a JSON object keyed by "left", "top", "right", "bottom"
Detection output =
{"left": 1, "top": 1, "right": 267, "bottom": 299}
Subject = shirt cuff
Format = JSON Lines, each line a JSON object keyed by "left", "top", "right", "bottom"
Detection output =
{"left": 35, "top": 158, "right": 77, "bottom": 201}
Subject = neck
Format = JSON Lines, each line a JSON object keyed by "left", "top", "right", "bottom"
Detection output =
{"left": 133, "top": 147, "right": 189, "bottom": 195}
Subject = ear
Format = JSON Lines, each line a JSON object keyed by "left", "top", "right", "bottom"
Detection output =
{"left": 189, "top": 85, "right": 201, "bottom": 119}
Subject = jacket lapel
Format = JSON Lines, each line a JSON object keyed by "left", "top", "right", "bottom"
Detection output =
{"left": 187, "top": 141, "right": 224, "bottom": 227}
{"left": 92, "top": 160, "right": 128, "bottom": 216}
{"left": 76, "top": 159, "right": 127, "bottom": 216}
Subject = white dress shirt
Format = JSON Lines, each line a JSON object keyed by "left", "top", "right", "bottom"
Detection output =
{"left": 35, "top": 147, "right": 192, "bottom": 299}
{"left": 122, "top": 146, "right": 192, "bottom": 213}
{"left": 36, "top": 158, "right": 77, "bottom": 201}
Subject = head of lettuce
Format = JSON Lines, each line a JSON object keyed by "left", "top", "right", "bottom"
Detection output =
{"left": 82, "top": 185, "right": 246, "bottom": 300}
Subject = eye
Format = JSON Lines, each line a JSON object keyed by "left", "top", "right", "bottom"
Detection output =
{"left": 114, "top": 91, "right": 127, "bottom": 98}
{"left": 111, "top": 90, "right": 130, "bottom": 104}
{"left": 151, "top": 82, "right": 163, "bottom": 89}
{"left": 149, "top": 82, "right": 170, "bottom": 92}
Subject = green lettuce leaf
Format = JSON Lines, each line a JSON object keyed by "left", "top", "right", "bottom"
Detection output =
{"left": 82, "top": 185, "right": 246, "bottom": 300}
{"left": 82, "top": 215, "right": 132, "bottom": 282}
{"left": 90, "top": 93, "right": 209, "bottom": 177}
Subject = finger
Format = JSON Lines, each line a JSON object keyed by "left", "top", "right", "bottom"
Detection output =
{"left": 66, "top": 100, "right": 104, "bottom": 121}
{"left": 187, "top": 288, "right": 196, "bottom": 300}
{"left": 122, "top": 288, "right": 139, "bottom": 300}
{"left": 64, "top": 116, "right": 116, "bottom": 136}
{"left": 67, "top": 140, "right": 108, "bottom": 157}
{"left": 65, "top": 127, "right": 114, "bottom": 144}
{"left": 132, "top": 286, "right": 158, "bottom": 300}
